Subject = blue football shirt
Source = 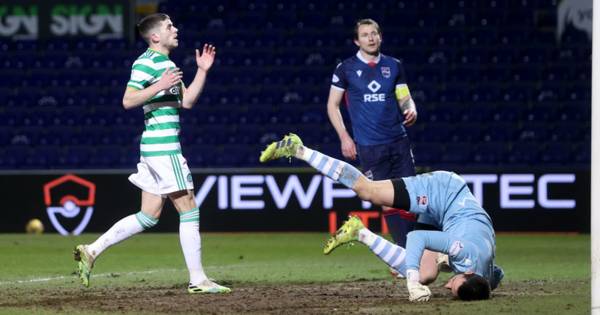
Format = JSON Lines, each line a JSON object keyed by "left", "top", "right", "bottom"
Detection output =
{"left": 331, "top": 51, "right": 409, "bottom": 146}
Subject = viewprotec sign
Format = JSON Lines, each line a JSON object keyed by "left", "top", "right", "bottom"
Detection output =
{"left": 194, "top": 175, "right": 371, "bottom": 210}
{"left": 0, "top": 169, "right": 590, "bottom": 233}
{"left": 462, "top": 174, "right": 577, "bottom": 210}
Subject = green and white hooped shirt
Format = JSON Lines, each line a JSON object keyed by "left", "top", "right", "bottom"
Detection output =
{"left": 127, "top": 49, "right": 184, "bottom": 157}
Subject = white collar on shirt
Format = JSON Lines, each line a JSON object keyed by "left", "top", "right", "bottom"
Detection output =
{"left": 356, "top": 50, "right": 381, "bottom": 64}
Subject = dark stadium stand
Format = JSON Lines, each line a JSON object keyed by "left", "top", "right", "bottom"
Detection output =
{"left": 0, "top": 0, "right": 591, "bottom": 169}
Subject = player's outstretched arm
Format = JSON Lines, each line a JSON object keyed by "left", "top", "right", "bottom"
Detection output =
{"left": 182, "top": 44, "right": 216, "bottom": 109}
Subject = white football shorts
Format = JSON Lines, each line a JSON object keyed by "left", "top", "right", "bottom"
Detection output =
{"left": 128, "top": 154, "right": 194, "bottom": 197}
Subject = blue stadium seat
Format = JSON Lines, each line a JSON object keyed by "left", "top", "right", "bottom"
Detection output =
{"left": 574, "top": 142, "right": 591, "bottom": 164}
{"left": 0, "top": 0, "right": 590, "bottom": 169}
{"left": 540, "top": 142, "right": 573, "bottom": 165}
{"left": 441, "top": 143, "right": 473, "bottom": 164}
{"left": 518, "top": 123, "right": 550, "bottom": 142}
{"left": 473, "top": 142, "right": 508, "bottom": 165}
{"left": 412, "top": 143, "right": 443, "bottom": 166}
{"left": 507, "top": 142, "right": 541, "bottom": 165}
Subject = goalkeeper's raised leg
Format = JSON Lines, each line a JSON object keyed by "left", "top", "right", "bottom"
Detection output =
{"left": 260, "top": 133, "right": 365, "bottom": 191}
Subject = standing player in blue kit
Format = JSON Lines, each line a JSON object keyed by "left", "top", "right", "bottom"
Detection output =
{"left": 326, "top": 19, "right": 420, "bottom": 250}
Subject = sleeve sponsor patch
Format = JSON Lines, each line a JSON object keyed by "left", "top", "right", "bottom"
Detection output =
{"left": 332, "top": 74, "right": 340, "bottom": 83}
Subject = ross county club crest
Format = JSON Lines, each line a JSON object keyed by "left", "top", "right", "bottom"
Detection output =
{"left": 381, "top": 67, "right": 391, "bottom": 78}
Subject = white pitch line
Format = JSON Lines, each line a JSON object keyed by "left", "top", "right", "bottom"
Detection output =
{"left": 0, "top": 263, "right": 257, "bottom": 287}
{"left": 0, "top": 268, "right": 182, "bottom": 286}
{"left": 0, "top": 261, "right": 321, "bottom": 287}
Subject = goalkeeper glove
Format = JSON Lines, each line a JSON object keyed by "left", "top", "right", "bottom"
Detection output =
{"left": 406, "top": 269, "right": 431, "bottom": 302}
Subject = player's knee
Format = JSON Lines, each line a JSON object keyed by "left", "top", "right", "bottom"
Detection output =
{"left": 457, "top": 275, "right": 491, "bottom": 301}
{"left": 169, "top": 190, "right": 196, "bottom": 212}
{"left": 406, "top": 230, "right": 419, "bottom": 243}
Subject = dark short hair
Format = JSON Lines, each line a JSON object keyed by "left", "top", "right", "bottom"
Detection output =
{"left": 354, "top": 18, "right": 381, "bottom": 40}
{"left": 137, "top": 13, "right": 170, "bottom": 43}
{"left": 457, "top": 275, "right": 491, "bottom": 301}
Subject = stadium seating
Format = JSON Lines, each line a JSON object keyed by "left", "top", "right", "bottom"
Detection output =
{"left": 0, "top": 0, "right": 590, "bottom": 169}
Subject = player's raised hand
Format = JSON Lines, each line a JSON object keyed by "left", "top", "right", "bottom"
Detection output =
{"left": 341, "top": 135, "right": 357, "bottom": 160}
{"left": 196, "top": 44, "right": 216, "bottom": 71}
{"left": 156, "top": 67, "right": 183, "bottom": 90}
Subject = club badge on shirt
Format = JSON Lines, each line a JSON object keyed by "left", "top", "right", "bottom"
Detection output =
{"left": 417, "top": 195, "right": 428, "bottom": 206}
{"left": 381, "top": 67, "right": 391, "bottom": 78}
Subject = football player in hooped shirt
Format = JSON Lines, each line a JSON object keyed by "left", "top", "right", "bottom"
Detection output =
{"left": 327, "top": 18, "right": 419, "bottom": 251}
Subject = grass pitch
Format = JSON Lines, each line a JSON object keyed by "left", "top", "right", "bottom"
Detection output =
{"left": 0, "top": 233, "right": 590, "bottom": 314}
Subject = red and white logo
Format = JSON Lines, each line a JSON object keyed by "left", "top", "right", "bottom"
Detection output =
{"left": 43, "top": 174, "right": 96, "bottom": 235}
{"left": 417, "top": 195, "right": 428, "bottom": 206}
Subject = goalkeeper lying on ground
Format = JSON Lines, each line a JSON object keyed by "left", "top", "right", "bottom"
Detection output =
{"left": 260, "top": 133, "right": 504, "bottom": 302}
